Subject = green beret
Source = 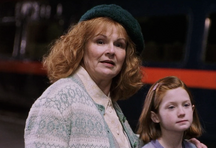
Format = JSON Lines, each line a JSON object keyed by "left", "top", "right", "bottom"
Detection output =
{"left": 79, "top": 4, "right": 145, "bottom": 54}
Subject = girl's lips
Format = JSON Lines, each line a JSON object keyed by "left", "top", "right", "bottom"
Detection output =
{"left": 176, "top": 120, "right": 188, "bottom": 123}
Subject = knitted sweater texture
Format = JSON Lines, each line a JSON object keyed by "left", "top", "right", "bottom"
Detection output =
{"left": 24, "top": 69, "right": 139, "bottom": 148}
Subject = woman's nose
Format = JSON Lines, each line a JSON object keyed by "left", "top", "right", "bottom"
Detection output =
{"left": 107, "top": 44, "right": 115, "bottom": 52}
{"left": 106, "top": 44, "right": 115, "bottom": 56}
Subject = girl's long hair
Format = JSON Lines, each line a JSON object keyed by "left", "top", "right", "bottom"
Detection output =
{"left": 137, "top": 76, "right": 203, "bottom": 143}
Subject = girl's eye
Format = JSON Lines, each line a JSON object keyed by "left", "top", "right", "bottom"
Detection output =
{"left": 168, "top": 106, "right": 175, "bottom": 109}
{"left": 184, "top": 103, "right": 191, "bottom": 107}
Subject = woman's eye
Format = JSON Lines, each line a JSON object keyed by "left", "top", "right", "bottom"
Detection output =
{"left": 115, "top": 43, "right": 126, "bottom": 49}
{"left": 97, "top": 40, "right": 104, "bottom": 44}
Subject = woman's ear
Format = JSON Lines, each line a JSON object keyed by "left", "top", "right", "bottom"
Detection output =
{"left": 151, "top": 111, "right": 160, "bottom": 123}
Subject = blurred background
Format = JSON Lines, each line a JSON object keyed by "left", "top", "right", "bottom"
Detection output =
{"left": 0, "top": 0, "right": 216, "bottom": 147}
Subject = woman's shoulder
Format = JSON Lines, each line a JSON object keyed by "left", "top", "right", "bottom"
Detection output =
{"left": 31, "top": 76, "right": 89, "bottom": 111}
{"left": 41, "top": 75, "right": 83, "bottom": 97}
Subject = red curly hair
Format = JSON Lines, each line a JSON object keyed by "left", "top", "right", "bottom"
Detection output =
{"left": 43, "top": 17, "right": 144, "bottom": 101}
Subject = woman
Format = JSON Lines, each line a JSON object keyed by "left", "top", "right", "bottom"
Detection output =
{"left": 24, "top": 4, "right": 206, "bottom": 148}
{"left": 24, "top": 4, "right": 144, "bottom": 148}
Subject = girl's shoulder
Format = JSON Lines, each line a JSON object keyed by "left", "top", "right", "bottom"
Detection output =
{"left": 141, "top": 142, "right": 155, "bottom": 148}
{"left": 141, "top": 139, "right": 197, "bottom": 148}
{"left": 141, "top": 140, "right": 163, "bottom": 148}
{"left": 183, "top": 140, "right": 197, "bottom": 148}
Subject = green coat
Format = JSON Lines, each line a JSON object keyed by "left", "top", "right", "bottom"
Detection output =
{"left": 25, "top": 70, "right": 141, "bottom": 148}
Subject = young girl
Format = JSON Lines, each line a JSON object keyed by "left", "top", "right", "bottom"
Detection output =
{"left": 137, "top": 76, "right": 203, "bottom": 148}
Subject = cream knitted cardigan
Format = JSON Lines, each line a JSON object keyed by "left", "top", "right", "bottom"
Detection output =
{"left": 24, "top": 70, "right": 140, "bottom": 148}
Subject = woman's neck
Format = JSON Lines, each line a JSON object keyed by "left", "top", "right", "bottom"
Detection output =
{"left": 93, "top": 79, "right": 111, "bottom": 96}
{"left": 158, "top": 131, "right": 184, "bottom": 148}
{"left": 81, "top": 65, "right": 112, "bottom": 96}
{"left": 98, "top": 82, "right": 111, "bottom": 96}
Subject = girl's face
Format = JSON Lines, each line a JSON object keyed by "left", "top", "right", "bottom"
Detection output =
{"left": 83, "top": 25, "right": 126, "bottom": 84}
{"left": 154, "top": 87, "right": 194, "bottom": 133}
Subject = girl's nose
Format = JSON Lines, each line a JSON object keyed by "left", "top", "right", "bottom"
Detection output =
{"left": 178, "top": 107, "right": 185, "bottom": 117}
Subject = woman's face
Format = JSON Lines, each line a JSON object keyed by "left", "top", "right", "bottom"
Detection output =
{"left": 83, "top": 25, "right": 126, "bottom": 83}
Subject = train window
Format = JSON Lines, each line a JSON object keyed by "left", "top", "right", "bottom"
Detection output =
{"left": 24, "top": 20, "right": 63, "bottom": 60}
{"left": 0, "top": 21, "right": 16, "bottom": 57}
{"left": 137, "top": 15, "right": 188, "bottom": 62}
{"left": 0, "top": 2, "right": 16, "bottom": 57}
{"left": 0, "top": 2, "right": 15, "bottom": 18}
{"left": 205, "top": 13, "right": 216, "bottom": 63}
